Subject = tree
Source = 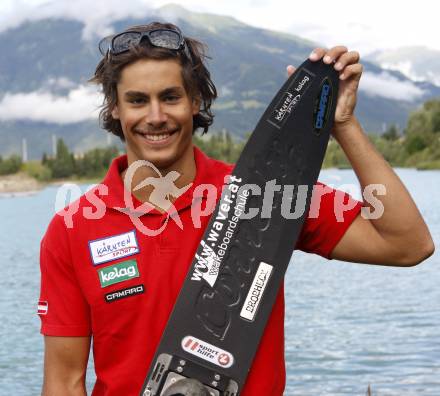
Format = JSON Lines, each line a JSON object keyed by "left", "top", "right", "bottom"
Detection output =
{"left": 405, "top": 132, "right": 431, "bottom": 155}
{"left": 406, "top": 110, "right": 431, "bottom": 136}
{"left": 48, "top": 138, "right": 75, "bottom": 178}
{"left": 75, "top": 146, "right": 120, "bottom": 178}
{"left": 403, "top": 100, "right": 440, "bottom": 159}
{"left": 383, "top": 124, "right": 399, "bottom": 141}
{"left": 423, "top": 100, "right": 440, "bottom": 128}
{"left": 0, "top": 154, "right": 22, "bottom": 175}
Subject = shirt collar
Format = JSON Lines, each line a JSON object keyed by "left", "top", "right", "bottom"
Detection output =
{"left": 98, "top": 146, "right": 221, "bottom": 215}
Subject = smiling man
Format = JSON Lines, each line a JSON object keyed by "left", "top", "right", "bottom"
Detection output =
{"left": 38, "top": 21, "right": 434, "bottom": 396}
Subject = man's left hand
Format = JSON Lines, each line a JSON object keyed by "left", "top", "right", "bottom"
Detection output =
{"left": 287, "top": 46, "right": 362, "bottom": 127}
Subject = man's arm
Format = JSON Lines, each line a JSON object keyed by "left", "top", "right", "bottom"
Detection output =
{"left": 42, "top": 336, "right": 91, "bottom": 396}
{"left": 330, "top": 116, "right": 434, "bottom": 266}
{"left": 288, "top": 46, "right": 435, "bottom": 266}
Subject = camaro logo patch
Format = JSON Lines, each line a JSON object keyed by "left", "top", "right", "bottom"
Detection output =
{"left": 105, "top": 284, "right": 145, "bottom": 303}
{"left": 89, "top": 230, "right": 139, "bottom": 266}
{"left": 98, "top": 260, "right": 139, "bottom": 288}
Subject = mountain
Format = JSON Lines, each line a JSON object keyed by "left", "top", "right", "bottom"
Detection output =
{"left": 366, "top": 46, "right": 440, "bottom": 86}
{"left": 1, "top": 4, "right": 439, "bottom": 159}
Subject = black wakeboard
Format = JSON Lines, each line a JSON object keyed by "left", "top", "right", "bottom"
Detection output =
{"left": 140, "top": 58, "right": 339, "bottom": 396}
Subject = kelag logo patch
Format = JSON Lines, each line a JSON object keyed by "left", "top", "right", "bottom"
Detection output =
{"left": 268, "top": 69, "right": 314, "bottom": 129}
{"left": 98, "top": 260, "right": 139, "bottom": 288}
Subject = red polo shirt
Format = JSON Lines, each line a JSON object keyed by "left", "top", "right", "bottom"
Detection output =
{"left": 38, "top": 146, "right": 361, "bottom": 395}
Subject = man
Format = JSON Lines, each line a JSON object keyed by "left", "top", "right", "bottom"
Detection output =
{"left": 38, "top": 21, "right": 434, "bottom": 395}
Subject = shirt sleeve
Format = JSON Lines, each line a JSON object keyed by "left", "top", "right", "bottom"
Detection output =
{"left": 296, "top": 182, "right": 363, "bottom": 259}
{"left": 38, "top": 215, "right": 91, "bottom": 336}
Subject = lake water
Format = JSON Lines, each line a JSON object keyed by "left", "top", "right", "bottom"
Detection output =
{"left": 0, "top": 168, "right": 438, "bottom": 395}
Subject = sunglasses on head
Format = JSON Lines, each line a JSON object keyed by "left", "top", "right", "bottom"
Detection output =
{"left": 98, "top": 27, "right": 190, "bottom": 59}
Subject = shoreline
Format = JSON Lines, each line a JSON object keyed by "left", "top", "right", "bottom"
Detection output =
{"left": 1, "top": 166, "right": 439, "bottom": 195}
{"left": 0, "top": 173, "right": 102, "bottom": 196}
{"left": 0, "top": 173, "right": 42, "bottom": 196}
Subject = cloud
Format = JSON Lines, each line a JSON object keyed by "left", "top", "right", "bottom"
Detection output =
{"left": 359, "top": 72, "right": 426, "bottom": 102}
{"left": 0, "top": 70, "right": 427, "bottom": 125}
{"left": 0, "top": 0, "right": 154, "bottom": 40}
{"left": 0, "top": 85, "right": 103, "bottom": 124}
{"left": 42, "top": 77, "right": 78, "bottom": 91}
{"left": 3, "top": 0, "right": 440, "bottom": 53}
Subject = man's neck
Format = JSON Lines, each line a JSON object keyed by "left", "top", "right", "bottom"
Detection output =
{"left": 120, "top": 145, "right": 196, "bottom": 211}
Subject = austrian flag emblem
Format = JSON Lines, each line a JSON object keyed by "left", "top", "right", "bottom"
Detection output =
{"left": 37, "top": 301, "right": 48, "bottom": 315}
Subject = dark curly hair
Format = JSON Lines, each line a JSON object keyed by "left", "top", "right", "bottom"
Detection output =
{"left": 89, "top": 22, "right": 217, "bottom": 141}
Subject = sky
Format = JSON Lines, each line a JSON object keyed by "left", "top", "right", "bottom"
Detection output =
{"left": 0, "top": 0, "right": 437, "bottom": 125}
{"left": 1, "top": 0, "right": 439, "bottom": 54}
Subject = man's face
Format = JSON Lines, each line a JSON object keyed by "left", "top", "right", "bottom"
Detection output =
{"left": 112, "top": 58, "right": 200, "bottom": 169}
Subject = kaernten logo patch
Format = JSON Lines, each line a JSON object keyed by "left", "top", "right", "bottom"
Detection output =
{"left": 89, "top": 230, "right": 139, "bottom": 266}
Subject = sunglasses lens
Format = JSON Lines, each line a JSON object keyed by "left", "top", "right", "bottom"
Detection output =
{"left": 149, "top": 30, "right": 182, "bottom": 49}
{"left": 98, "top": 36, "right": 112, "bottom": 55}
{"left": 112, "top": 31, "right": 141, "bottom": 54}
